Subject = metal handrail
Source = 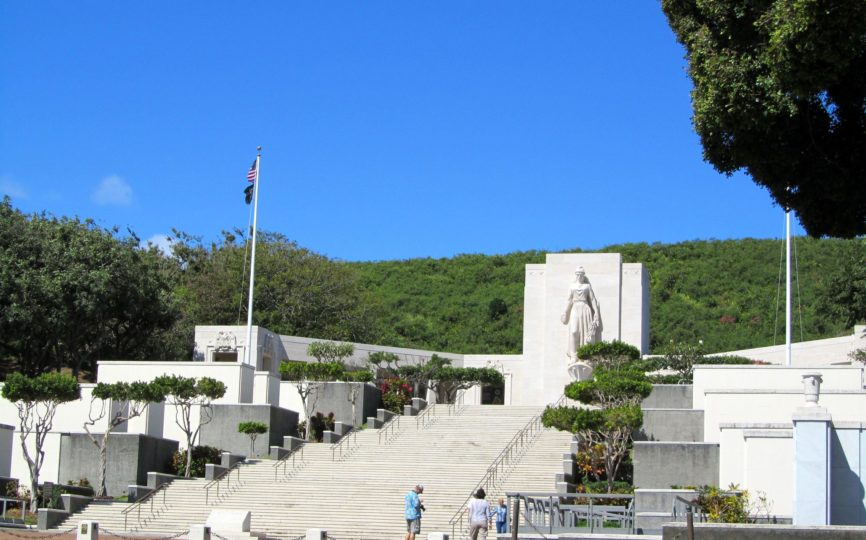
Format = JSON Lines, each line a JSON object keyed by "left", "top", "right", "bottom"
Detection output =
{"left": 506, "top": 491, "right": 635, "bottom": 535}
{"left": 272, "top": 443, "right": 306, "bottom": 481}
{"left": 447, "top": 389, "right": 466, "bottom": 416}
{"left": 448, "top": 413, "right": 544, "bottom": 538}
{"left": 331, "top": 427, "right": 360, "bottom": 461}
{"left": 415, "top": 403, "right": 438, "bottom": 430}
{"left": 203, "top": 460, "right": 244, "bottom": 505}
{"left": 121, "top": 480, "right": 171, "bottom": 531}
{"left": 378, "top": 413, "right": 402, "bottom": 444}
{"left": 0, "top": 496, "right": 28, "bottom": 521}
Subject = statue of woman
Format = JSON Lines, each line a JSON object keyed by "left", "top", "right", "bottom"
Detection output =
{"left": 560, "top": 266, "right": 603, "bottom": 359}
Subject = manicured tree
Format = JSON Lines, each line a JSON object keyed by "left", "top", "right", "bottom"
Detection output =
{"left": 367, "top": 351, "right": 400, "bottom": 375}
{"left": 542, "top": 368, "right": 652, "bottom": 493}
{"left": 306, "top": 341, "right": 355, "bottom": 364}
{"left": 279, "top": 361, "right": 344, "bottom": 441}
{"left": 661, "top": 341, "right": 707, "bottom": 383}
{"left": 153, "top": 375, "right": 226, "bottom": 477}
{"left": 1, "top": 372, "right": 80, "bottom": 507}
{"left": 416, "top": 355, "right": 504, "bottom": 404}
{"left": 83, "top": 381, "right": 166, "bottom": 496}
{"left": 237, "top": 421, "right": 268, "bottom": 458}
{"left": 576, "top": 340, "right": 641, "bottom": 371}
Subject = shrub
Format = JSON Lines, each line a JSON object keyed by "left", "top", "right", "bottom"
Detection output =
{"left": 696, "top": 485, "right": 749, "bottom": 523}
{"left": 576, "top": 340, "right": 641, "bottom": 370}
{"left": 698, "top": 355, "right": 755, "bottom": 366}
{"left": 169, "top": 446, "right": 221, "bottom": 477}
{"left": 380, "top": 378, "right": 412, "bottom": 413}
{"left": 304, "top": 412, "right": 336, "bottom": 442}
{"left": 661, "top": 341, "right": 705, "bottom": 382}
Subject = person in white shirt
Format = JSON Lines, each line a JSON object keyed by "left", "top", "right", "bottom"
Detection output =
{"left": 467, "top": 488, "right": 490, "bottom": 540}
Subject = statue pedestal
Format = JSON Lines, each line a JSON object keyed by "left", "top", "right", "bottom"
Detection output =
{"left": 567, "top": 362, "right": 593, "bottom": 382}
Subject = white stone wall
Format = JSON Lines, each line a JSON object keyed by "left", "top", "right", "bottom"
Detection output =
{"left": 97, "top": 361, "right": 256, "bottom": 405}
{"left": 704, "top": 390, "right": 866, "bottom": 443}
{"left": 714, "top": 325, "right": 866, "bottom": 366}
{"left": 831, "top": 424, "right": 866, "bottom": 524}
{"left": 10, "top": 431, "right": 63, "bottom": 486}
{"left": 279, "top": 381, "right": 306, "bottom": 421}
{"left": 693, "top": 365, "right": 864, "bottom": 409}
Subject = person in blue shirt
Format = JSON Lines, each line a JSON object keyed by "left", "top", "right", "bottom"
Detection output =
{"left": 493, "top": 497, "right": 508, "bottom": 533}
{"left": 404, "top": 484, "right": 424, "bottom": 540}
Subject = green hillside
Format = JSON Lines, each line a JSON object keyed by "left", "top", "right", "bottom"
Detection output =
{"left": 353, "top": 238, "right": 863, "bottom": 355}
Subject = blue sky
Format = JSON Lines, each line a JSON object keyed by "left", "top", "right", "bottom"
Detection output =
{"left": 0, "top": 2, "right": 801, "bottom": 262}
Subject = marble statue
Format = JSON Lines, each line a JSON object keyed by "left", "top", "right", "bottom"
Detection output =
{"left": 561, "top": 266, "right": 603, "bottom": 359}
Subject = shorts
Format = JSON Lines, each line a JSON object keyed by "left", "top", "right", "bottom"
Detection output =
{"left": 406, "top": 518, "right": 421, "bottom": 534}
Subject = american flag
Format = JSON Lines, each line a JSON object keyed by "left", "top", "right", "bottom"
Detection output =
{"left": 246, "top": 160, "right": 257, "bottom": 182}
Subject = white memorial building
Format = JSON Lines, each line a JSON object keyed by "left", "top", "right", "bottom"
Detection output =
{"left": 2, "top": 251, "right": 866, "bottom": 526}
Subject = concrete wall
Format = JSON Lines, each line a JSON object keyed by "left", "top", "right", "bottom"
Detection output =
{"left": 11, "top": 431, "right": 63, "bottom": 485}
{"left": 704, "top": 390, "right": 866, "bottom": 443}
{"left": 693, "top": 365, "right": 863, "bottom": 410}
{"left": 97, "top": 361, "right": 257, "bottom": 405}
{"left": 643, "top": 385, "right": 693, "bottom": 410}
{"left": 199, "top": 404, "right": 299, "bottom": 457}
{"left": 633, "top": 442, "right": 719, "bottom": 489}
{"left": 636, "top": 409, "right": 704, "bottom": 442}
{"left": 0, "top": 424, "right": 12, "bottom": 477}
{"left": 831, "top": 425, "right": 866, "bottom": 525}
{"left": 58, "top": 433, "right": 178, "bottom": 497}
{"left": 279, "top": 381, "right": 379, "bottom": 426}
{"left": 713, "top": 325, "right": 866, "bottom": 367}
{"left": 0, "top": 385, "right": 113, "bottom": 435}
{"left": 663, "top": 523, "right": 866, "bottom": 539}
{"left": 276, "top": 335, "right": 462, "bottom": 369}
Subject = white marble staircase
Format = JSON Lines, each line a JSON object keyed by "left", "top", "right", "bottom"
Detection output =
{"left": 53, "top": 404, "right": 574, "bottom": 539}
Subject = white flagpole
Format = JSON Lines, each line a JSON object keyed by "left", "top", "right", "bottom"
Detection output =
{"left": 786, "top": 207, "right": 792, "bottom": 367}
{"left": 244, "top": 147, "right": 262, "bottom": 366}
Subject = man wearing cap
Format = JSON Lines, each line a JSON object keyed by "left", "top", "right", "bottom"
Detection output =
{"left": 404, "top": 484, "right": 424, "bottom": 540}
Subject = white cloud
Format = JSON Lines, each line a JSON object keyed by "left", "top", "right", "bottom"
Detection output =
{"left": 91, "top": 175, "right": 133, "bottom": 206}
{"left": 0, "top": 177, "right": 28, "bottom": 199}
{"left": 143, "top": 234, "right": 173, "bottom": 256}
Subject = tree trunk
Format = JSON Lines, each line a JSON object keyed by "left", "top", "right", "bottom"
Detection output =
{"left": 97, "top": 441, "right": 108, "bottom": 497}
{"left": 184, "top": 442, "right": 193, "bottom": 478}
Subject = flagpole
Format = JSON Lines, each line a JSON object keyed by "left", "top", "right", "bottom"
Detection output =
{"left": 785, "top": 206, "right": 792, "bottom": 367}
{"left": 244, "top": 147, "right": 262, "bottom": 366}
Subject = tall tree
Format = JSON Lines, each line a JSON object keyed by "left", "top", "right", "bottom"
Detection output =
{"left": 170, "top": 230, "right": 379, "bottom": 343}
{"left": 662, "top": 0, "right": 866, "bottom": 237}
{"left": 0, "top": 197, "right": 181, "bottom": 378}
{"left": 1, "top": 373, "right": 80, "bottom": 508}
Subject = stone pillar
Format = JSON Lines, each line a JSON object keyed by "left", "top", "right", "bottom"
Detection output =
{"left": 189, "top": 525, "right": 211, "bottom": 540}
{"left": 77, "top": 521, "right": 99, "bottom": 540}
{"left": 427, "top": 534, "right": 449, "bottom": 540}
{"left": 792, "top": 375, "right": 832, "bottom": 525}
{"left": 306, "top": 530, "right": 326, "bottom": 540}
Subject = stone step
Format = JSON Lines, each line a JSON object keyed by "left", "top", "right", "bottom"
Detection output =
{"left": 55, "top": 405, "right": 569, "bottom": 539}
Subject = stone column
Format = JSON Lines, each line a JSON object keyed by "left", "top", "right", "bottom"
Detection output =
{"left": 77, "top": 521, "right": 99, "bottom": 540}
{"left": 792, "top": 373, "right": 832, "bottom": 525}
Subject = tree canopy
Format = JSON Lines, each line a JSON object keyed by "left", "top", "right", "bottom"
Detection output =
{"left": 0, "top": 197, "right": 181, "bottom": 379}
{"left": 662, "top": 0, "right": 866, "bottom": 237}
{"left": 170, "top": 229, "right": 379, "bottom": 343}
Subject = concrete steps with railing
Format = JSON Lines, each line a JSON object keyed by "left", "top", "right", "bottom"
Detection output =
{"left": 53, "top": 404, "right": 573, "bottom": 539}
